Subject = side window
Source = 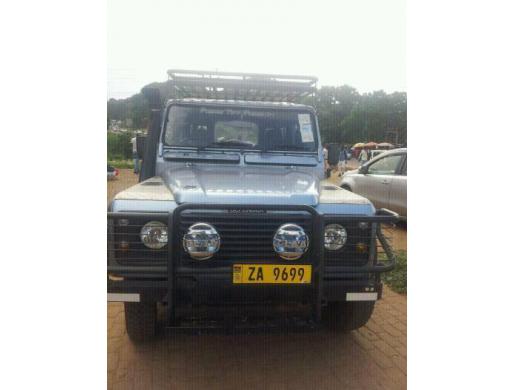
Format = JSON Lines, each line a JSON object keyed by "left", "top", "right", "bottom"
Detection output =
{"left": 368, "top": 155, "right": 403, "bottom": 175}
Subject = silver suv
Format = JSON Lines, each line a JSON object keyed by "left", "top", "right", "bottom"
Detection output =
{"left": 107, "top": 70, "right": 397, "bottom": 341}
{"left": 341, "top": 148, "right": 407, "bottom": 219}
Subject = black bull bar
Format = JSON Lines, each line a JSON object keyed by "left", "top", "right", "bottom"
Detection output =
{"left": 107, "top": 205, "right": 398, "bottom": 325}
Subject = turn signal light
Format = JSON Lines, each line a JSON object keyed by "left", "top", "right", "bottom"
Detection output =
{"left": 118, "top": 241, "right": 130, "bottom": 251}
{"left": 356, "top": 242, "right": 368, "bottom": 254}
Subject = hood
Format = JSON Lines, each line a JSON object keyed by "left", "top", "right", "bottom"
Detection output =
{"left": 163, "top": 165, "right": 320, "bottom": 205}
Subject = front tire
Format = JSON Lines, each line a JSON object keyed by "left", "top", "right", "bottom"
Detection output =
{"left": 323, "top": 301, "right": 375, "bottom": 332}
{"left": 124, "top": 302, "right": 157, "bottom": 342}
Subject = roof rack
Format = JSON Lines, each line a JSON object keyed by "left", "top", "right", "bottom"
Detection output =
{"left": 167, "top": 69, "right": 317, "bottom": 102}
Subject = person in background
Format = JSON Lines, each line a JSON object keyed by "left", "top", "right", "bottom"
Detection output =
{"left": 338, "top": 144, "right": 348, "bottom": 175}
{"left": 339, "top": 144, "right": 348, "bottom": 162}
{"left": 323, "top": 144, "right": 329, "bottom": 176}
{"left": 131, "top": 136, "right": 139, "bottom": 174}
{"left": 358, "top": 148, "right": 369, "bottom": 166}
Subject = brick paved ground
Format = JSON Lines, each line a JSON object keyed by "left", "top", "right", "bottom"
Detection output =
{"left": 108, "top": 287, "right": 406, "bottom": 390}
{"left": 108, "top": 170, "right": 407, "bottom": 389}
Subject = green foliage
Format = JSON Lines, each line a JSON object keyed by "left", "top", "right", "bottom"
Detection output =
{"left": 339, "top": 91, "right": 407, "bottom": 145}
{"left": 107, "top": 93, "right": 150, "bottom": 129}
{"left": 310, "top": 87, "right": 407, "bottom": 145}
{"left": 107, "top": 81, "right": 407, "bottom": 146}
{"left": 108, "top": 160, "right": 133, "bottom": 169}
{"left": 107, "top": 132, "right": 132, "bottom": 160}
{"left": 382, "top": 250, "right": 407, "bottom": 294}
{"left": 312, "top": 85, "right": 360, "bottom": 144}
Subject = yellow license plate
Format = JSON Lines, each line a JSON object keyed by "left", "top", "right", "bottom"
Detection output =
{"left": 233, "top": 264, "right": 312, "bottom": 284}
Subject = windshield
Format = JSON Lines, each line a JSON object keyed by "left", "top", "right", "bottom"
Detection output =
{"left": 163, "top": 105, "right": 318, "bottom": 152}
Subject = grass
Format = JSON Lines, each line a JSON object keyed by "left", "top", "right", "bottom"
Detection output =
{"left": 108, "top": 160, "right": 133, "bottom": 169}
{"left": 382, "top": 250, "right": 407, "bottom": 294}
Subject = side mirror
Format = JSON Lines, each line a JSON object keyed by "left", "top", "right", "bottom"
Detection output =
{"left": 327, "top": 143, "right": 340, "bottom": 166}
{"left": 136, "top": 135, "right": 147, "bottom": 159}
{"left": 358, "top": 165, "right": 367, "bottom": 174}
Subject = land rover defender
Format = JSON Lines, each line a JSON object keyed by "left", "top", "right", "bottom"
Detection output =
{"left": 107, "top": 70, "right": 397, "bottom": 341}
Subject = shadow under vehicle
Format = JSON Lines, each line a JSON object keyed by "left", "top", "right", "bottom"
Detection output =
{"left": 107, "top": 70, "right": 397, "bottom": 341}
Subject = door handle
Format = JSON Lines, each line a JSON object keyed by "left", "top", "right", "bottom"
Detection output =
{"left": 381, "top": 180, "right": 389, "bottom": 184}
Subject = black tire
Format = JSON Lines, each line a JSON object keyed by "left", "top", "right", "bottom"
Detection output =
{"left": 124, "top": 302, "right": 157, "bottom": 342}
{"left": 323, "top": 301, "right": 375, "bottom": 332}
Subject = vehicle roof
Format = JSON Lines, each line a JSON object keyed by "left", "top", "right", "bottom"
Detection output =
{"left": 166, "top": 98, "right": 315, "bottom": 111}
{"left": 366, "top": 148, "right": 406, "bottom": 164}
{"left": 386, "top": 148, "right": 407, "bottom": 153}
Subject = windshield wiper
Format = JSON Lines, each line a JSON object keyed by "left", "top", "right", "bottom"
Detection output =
{"left": 264, "top": 144, "right": 312, "bottom": 152}
{"left": 198, "top": 140, "right": 255, "bottom": 151}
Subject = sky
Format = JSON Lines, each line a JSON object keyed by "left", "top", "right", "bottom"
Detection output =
{"left": 108, "top": 0, "right": 405, "bottom": 99}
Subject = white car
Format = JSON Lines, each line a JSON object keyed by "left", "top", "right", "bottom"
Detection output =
{"left": 369, "top": 149, "right": 385, "bottom": 159}
{"left": 341, "top": 148, "right": 407, "bottom": 219}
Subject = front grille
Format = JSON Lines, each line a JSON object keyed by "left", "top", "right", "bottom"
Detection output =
{"left": 108, "top": 214, "right": 168, "bottom": 266}
{"left": 108, "top": 211, "right": 373, "bottom": 268}
{"left": 178, "top": 210, "right": 314, "bottom": 266}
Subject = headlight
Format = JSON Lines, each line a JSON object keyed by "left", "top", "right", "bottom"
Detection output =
{"left": 183, "top": 223, "right": 220, "bottom": 260}
{"left": 324, "top": 224, "right": 347, "bottom": 250}
{"left": 140, "top": 221, "right": 168, "bottom": 249}
{"left": 273, "top": 224, "right": 309, "bottom": 260}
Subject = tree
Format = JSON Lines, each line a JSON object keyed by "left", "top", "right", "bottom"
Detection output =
{"left": 107, "top": 132, "right": 132, "bottom": 160}
{"left": 107, "top": 81, "right": 407, "bottom": 146}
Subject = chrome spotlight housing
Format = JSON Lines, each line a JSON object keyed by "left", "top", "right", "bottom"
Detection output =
{"left": 140, "top": 221, "right": 168, "bottom": 249}
{"left": 183, "top": 223, "right": 220, "bottom": 260}
{"left": 273, "top": 223, "right": 309, "bottom": 260}
{"left": 324, "top": 224, "right": 347, "bottom": 250}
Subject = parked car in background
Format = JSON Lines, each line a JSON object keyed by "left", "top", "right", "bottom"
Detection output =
{"left": 341, "top": 148, "right": 407, "bottom": 219}
{"left": 107, "top": 165, "right": 119, "bottom": 180}
{"left": 369, "top": 149, "right": 385, "bottom": 159}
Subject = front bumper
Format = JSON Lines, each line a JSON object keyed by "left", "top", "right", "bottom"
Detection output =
{"left": 107, "top": 206, "right": 397, "bottom": 324}
{"left": 108, "top": 270, "right": 383, "bottom": 303}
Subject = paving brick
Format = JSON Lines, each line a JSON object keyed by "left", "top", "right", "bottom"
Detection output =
{"left": 358, "top": 326, "right": 380, "bottom": 341}
{"left": 108, "top": 281, "right": 407, "bottom": 389}
{"left": 353, "top": 332, "right": 376, "bottom": 351}
{"left": 381, "top": 322, "right": 404, "bottom": 339}
{"left": 367, "top": 347, "right": 395, "bottom": 370}
{"left": 394, "top": 344, "right": 407, "bottom": 358}
{"left": 391, "top": 355, "right": 407, "bottom": 375}
{"left": 374, "top": 339, "right": 400, "bottom": 358}
{"left": 107, "top": 352, "right": 119, "bottom": 373}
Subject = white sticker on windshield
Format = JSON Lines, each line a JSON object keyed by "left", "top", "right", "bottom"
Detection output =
{"left": 298, "top": 113, "right": 310, "bottom": 125}
{"left": 298, "top": 114, "right": 314, "bottom": 143}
